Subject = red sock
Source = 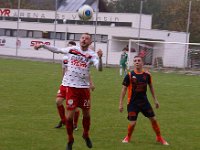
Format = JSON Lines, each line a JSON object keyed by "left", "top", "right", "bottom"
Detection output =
{"left": 66, "top": 118, "right": 74, "bottom": 142}
{"left": 127, "top": 124, "right": 135, "bottom": 139}
{"left": 57, "top": 105, "right": 66, "bottom": 124}
{"left": 82, "top": 116, "right": 90, "bottom": 138}
{"left": 73, "top": 110, "right": 80, "bottom": 127}
{"left": 151, "top": 120, "right": 161, "bottom": 137}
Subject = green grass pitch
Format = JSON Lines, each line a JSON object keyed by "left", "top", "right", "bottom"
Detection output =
{"left": 0, "top": 58, "right": 200, "bottom": 150}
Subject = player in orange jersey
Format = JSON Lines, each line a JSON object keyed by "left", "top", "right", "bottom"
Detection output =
{"left": 119, "top": 55, "right": 169, "bottom": 145}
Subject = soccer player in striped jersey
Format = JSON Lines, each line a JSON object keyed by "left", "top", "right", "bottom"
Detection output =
{"left": 34, "top": 33, "right": 103, "bottom": 150}
{"left": 119, "top": 56, "right": 169, "bottom": 145}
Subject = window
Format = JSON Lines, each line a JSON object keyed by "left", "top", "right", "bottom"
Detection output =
{"left": 92, "top": 34, "right": 101, "bottom": 42}
{"left": 18, "top": 30, "right": 27, "bottom": 37}
{"left": 50, "top": 32, "right": 55, "bottom": 39}
{"left": 5, "top": 29, "right": 11, "bottom": 36}
{"left": 11, "top": 30, "right": 26, "bottom": 37}
{"left": 101, "top": 35, "right": 108, "bottom": 43}
{"left": 50, "top": 32, "right": 62, "bottom": 40}
{"left": 61, "top": 32, "right": 67, "bottom": 40}
{"left": 91, "top": 34, "right": 108, "bottom": 43}
{"left": 55, "top": 32, "right": 61, "bottom": 40}
{"left": 27, "top": 31, "right": 33, "bottom": 38}
{"left": 42, "top": 31, "right": 50, "bottom": 39}
{"left": 33, "top": 31, "right": 42, "bottom": 38}
{"left": 12, "top": 30, "right": 17, "bottom": 37}
{"left": 74, "top": 33, "right": 82, "bottom": 41}
{"left": 68, "top": 33, "right": 75, "bottom": 40}
{"left": 0, "top": 28, "right": 5, "bottom": 36}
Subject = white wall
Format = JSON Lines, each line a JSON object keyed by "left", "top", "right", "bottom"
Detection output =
{"left": 0, "top": 9, "right": 188, "bottom": 68}
{"left": 152, "top": 43, "right": 165, "bottom": 65}
{"left": 163, "top": 44, "right": 186, "bottom": 68}
{"left": 0, "top": 8, "right": 152, "bottom": 29}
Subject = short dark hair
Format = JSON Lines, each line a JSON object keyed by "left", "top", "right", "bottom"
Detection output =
{"left": 134, "top": 55, "right": 142, "bottom": 60}
{"left": 82, "top": 33, "right": 92, "bottom": 39}
{"left": 68, "top": 41, "right": 76, "bottom": 46}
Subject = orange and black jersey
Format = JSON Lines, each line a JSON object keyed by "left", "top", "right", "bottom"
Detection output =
{"left": 122, "top": 70, "right": 152, "bottom": 103}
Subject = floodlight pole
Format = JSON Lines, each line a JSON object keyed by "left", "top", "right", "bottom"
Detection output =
{"left": 128, "top": 39, "right": 131, "bottom": 70}
{"left": 137, "top": 0, "right": 143, "bottom": 53}
{"left": 53, "top": 0, "right": 58, "bottom": 62}
{"left": 16, "top": 0, "right": 20, "bottom": 56}
{"left": 63, "top": 19, "right": 68, "bottom": 47}
{"left": 184, "top": 0, "right": 192, "bottom": 69}
{"left": 94, "top": 0, "right": 99, "bottom": 51}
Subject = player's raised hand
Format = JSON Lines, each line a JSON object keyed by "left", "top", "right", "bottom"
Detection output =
{"left": 97, "top": 49, "right": 103, "bottom": 58}
{"left": 34, "top": 43, "right": 43, "bottom": 50}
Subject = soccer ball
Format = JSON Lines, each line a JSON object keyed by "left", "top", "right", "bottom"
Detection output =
{"left": 78, "top": 5, "right": 94, "bottom": 21}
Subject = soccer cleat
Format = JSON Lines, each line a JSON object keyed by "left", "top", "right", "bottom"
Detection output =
{"left": 122, "top": 136, "right": 130, "bottom": 143}
{"left": 66, "top": 140, "right": 74, "bottom": 150}
{"left": 55, "top": 120, "right": 63, "bottom": 128}
{"left": 156, "top": 136, "right": 169, "bottom": 145}
{"left": 73, "top": 126, "right": 78, "bottom": 131}
{"left": 82, "top": 136, "right": 93, "bottom": 148}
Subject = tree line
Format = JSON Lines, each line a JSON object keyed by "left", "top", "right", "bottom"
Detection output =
{"left": 105, "top": 0, "right": 200, "bottom": 43}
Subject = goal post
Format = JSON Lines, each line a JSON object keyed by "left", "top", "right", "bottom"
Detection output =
{"left": 106, "top": 38, "right": 200, "bottom": 69}
{"left": 128, "top": 39, "right": 200, "bottom": 69}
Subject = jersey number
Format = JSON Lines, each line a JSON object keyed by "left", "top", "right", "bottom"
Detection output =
{"left": 83, "top": 99, "right": 90, "bottom": 107}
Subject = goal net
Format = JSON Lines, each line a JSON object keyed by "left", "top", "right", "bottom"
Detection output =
{"left": 127, "top": 39, "right": 200, "bottom": 69}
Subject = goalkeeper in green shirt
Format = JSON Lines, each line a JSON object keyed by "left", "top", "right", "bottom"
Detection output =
{"left": 120, "top": 48, "right": 128, "bottom": 76}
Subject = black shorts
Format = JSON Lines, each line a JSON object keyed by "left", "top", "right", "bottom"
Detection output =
{"left": 127, "top": 98, "right": 155, "bottom": 121}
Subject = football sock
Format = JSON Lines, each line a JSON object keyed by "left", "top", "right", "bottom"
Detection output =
{"left": 73, "top": 110, "right": 80, "bottom": 127}
{"left": 66, "top": 118, "right": 74, "bottom": 142}
{"left": 57, "top": 104, "right": 66, "bottom": 124}
{"left": 151, "top": 120, "right": 161, "bottom": 137}
{"left": 127, "top": 124, "right": 135, "bottom": 139}
{"left": 120, "top": 68, "right": 122, "bottom": 76}
{"left": 82, "top": 116, "right": 90, "bottom": 138}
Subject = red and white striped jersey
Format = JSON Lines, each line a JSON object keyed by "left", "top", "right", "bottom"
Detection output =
{"left": 60, "top": 46, "right": 99, "bottom": 88}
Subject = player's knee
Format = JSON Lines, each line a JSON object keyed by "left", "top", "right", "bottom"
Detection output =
{"left": 56, "top": 98, "right": 64, "bottom": 105}
{"left": 66, "top": 109, "right": 76, "bottom": 120}
{"left": 82, "top": 109, "right": 90, "bottom": 118}
{"left": 149, "top": 116, "right": 157, "bottom": 122}
{"left": 129, "top": 121, "right": 136, "bottom": 126}
{"left": 75, "top": 108, "right": 80, "bottom": 113}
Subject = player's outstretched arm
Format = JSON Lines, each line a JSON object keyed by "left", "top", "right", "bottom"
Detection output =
{"left": 34, "top": 44, "right": 68, "bottom": 54}
{"left": 119, "top": 85, "right": 127, "bottom": 112}
{"left": 148, "top": 82, "right": 160, "bottom": 109}
{"left": 34, "top": 43, "right": 43, "bottom": 50}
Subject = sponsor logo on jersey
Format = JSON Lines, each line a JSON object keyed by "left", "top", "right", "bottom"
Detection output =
{"left": 69, "top": 49, "right": 92, "bottom": 58}
{"left": 71, "top": 55, "right": 88, "bottom": 68}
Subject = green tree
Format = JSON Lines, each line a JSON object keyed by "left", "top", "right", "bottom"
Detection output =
{"left": 106, "top": 0, "right": 200, "bottom": 43}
